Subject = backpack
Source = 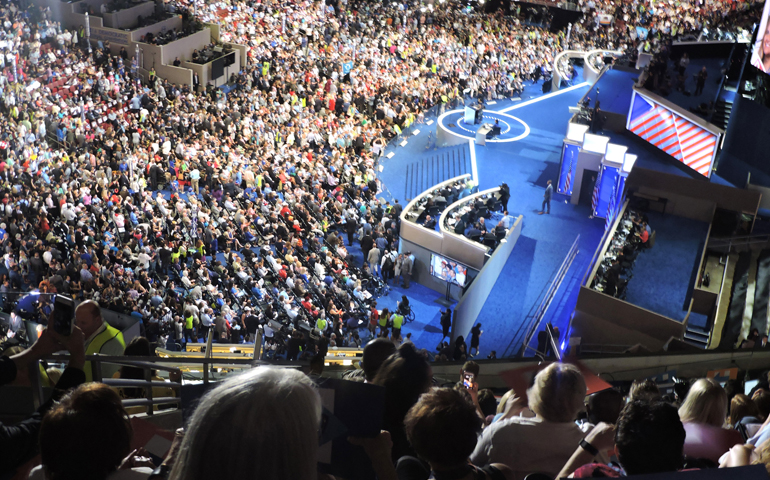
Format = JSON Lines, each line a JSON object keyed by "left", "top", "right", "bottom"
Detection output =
{"left": 384, "top": 255, "right": 394, "bottom": 270}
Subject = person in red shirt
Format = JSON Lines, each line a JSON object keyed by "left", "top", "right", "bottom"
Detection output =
{"left": 637, "top": 221, "right": 650, "bottom": 244}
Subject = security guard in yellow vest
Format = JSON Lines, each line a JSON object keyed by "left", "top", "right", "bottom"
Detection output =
{"left": 390, "top": 312, "right": 404, "bottom": 338}
{"left": 75, "top": 300, "right": 126, "bottom": 382}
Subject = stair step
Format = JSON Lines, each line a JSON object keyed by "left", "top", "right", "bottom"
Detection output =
{"left": 682, "top": 337, "right": 708, "bottom": 349}
{"left": 685, "top": 329, "right": 710, "bottom": 340}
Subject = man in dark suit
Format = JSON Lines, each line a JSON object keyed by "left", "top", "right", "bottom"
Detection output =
{"left": 454, "top": 219, "right": 466, "bottom": 235}
{"left": 424, "top": 215, "right": 437, "bottom": 230}
{"left": 344, "top": 217, "right": 357, "bottom": 246}
{"left": 466, "top": 225, "right": 482, "bottom": 239}
{"left": 361, "top": 233, "right": 374, "bottom": 265}
{"left": 539, "top": 180, "right": 553, "bottom": 215}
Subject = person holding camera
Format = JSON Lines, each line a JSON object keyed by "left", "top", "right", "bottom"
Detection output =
{"left": 1, "top": 322, "right": 86, "bottom": 472}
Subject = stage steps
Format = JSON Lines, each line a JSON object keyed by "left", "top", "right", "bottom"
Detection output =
{"left": 404, "top": 144, "right": 471, "bottom": 201}
{"left": 712, "top": 100, "right": 733, "bottom": 130}
{"left": 710, "top": 253, "right": 738, "bottom": 348}
{"left": 683, "top": 321, "right": 710, "bottom": 349}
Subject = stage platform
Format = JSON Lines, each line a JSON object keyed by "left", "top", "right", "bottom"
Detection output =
{"left": 436, "top": 108, "right": 530, "bottom": 146}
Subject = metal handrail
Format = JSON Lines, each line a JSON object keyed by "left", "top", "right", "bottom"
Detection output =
{"left": 34, "top": 352, "right": 302, "bottom": 416}
{"left": 102, "top": 379, "right": 182, "bottom": 389}
{"left": 708, "top": 233, "right": 770, "bottom": 250}
{"left": 505, "top": 235, "right": 580, "bottom": 357}
{"left": 521, "top": 235, "right": 580, "bottom": 356}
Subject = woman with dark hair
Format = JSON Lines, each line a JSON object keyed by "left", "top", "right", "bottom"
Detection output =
{"left": 470, "top": 323, "right": 483, "bottom": 357}
{"left": 454, "top": 335, "right": 468, "bottom": 361}
{"left": 34, "top": 383, "right": 153, "bottom": 480}
{"left": 372, "top": 342, "right": 432, "bottom": 462}
{"left": 402, "top": 388, "right": 514, "bottom": 480}
{"left": 114, "top": 337, "right": 176, "bottom": 412}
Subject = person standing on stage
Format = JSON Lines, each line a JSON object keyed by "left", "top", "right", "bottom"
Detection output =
{"left": 539, "top": 180, "right": 553, "bottom": 215}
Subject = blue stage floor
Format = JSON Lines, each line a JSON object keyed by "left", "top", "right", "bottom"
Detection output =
{"left": 384, "top": 67, "right": 724, "bottom": 357}
{"left": 382, "top": 81, "right": 612, "bottom": 357}
{"left": 623, "top": 212, "right": 710, "bottom": 321}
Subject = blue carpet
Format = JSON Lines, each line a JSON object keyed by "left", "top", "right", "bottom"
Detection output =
{"left": 624, "top": 212, "right": 710, "bottom": 321}
{"left": 663, "top": 57, "right": 727, "bottom": 117}
{"left": 582, "top": 68, "right": 637, "bottom": 114}
{"left": 688, "top": 312, "right": 710, "bottom": 330}
{"left": 380, "top": 81, "right": 612, "bottom": 358}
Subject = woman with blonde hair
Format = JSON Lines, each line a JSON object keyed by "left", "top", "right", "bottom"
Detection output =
{"left": 679, "top": 378, "right": 743, "bottom": 463}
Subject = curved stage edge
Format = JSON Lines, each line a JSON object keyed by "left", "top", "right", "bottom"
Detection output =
{"left": 436, "top": 108, "right": 531, "bottom": 147}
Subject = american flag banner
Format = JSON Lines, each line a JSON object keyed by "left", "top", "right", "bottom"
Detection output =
{"left": 591, "top": 167, "right": 603, "bottom": 217}
{"left": 606, "top": 177, "right": 617, "bottom": 231}
{"left": 565, "top": 149, "right": 575, "bottom": 194}
{"left": 627, "top": 92, "right": 718, "bottom": 177}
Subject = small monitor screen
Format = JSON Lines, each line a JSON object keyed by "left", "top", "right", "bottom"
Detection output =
{"left": 745, "top": 379, "right": 759, "bottom": 396}
{"left": 430, "top": 254, "right": 468, "bottom": 287}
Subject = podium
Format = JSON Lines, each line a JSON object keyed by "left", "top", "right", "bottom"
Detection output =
{"left": 464, "top": 106, "right": 476, "bottom": 123}
{"left": 476, "top": 123, "right": 493, "bottom": 145}
{"left": 464, "top": 104, "right": 484, "bottom": 124}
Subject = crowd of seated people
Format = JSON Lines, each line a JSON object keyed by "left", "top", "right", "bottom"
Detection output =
{"left": 405, "top": 178, "right": 471, "bottom": 231}
{"left": 591, "top": 209, "right": 652, "bottom": 298}
{"left": 0, "top": 0, "right": 763, "bottom": 364}
{"left": 190, "top": 44, "right": 231, "bottom": 65}
{"left": 7, "top": 329, "right": 770, "bottom": 480}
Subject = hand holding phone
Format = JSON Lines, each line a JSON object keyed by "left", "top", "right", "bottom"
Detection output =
{"left": 462, "top": 371, "right": 475, "bottom": 389}
{"left": 51, "top": 295, "right": 75, "bottom": 336}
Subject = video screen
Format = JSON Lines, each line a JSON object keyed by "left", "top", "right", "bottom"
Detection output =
{"left": 429, "top": 254, "right": 468, "bottom": 287}
{"left": 751, "top": 1, "right": 770, "bottom": 74}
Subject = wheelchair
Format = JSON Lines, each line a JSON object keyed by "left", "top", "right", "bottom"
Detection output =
{"left": 399, "top": 304, "right": 415, "bottom": 323}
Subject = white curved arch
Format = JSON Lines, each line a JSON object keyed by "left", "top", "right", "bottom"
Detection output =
{"left": 551, "top": 48, "right": 624, "bottom": 91}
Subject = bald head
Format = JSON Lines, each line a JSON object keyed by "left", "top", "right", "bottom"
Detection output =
{"left": 75, "top": 300, "right": 104, "bottom": 339}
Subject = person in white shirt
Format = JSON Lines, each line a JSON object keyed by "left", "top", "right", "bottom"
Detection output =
{"left": 470, "top": 363, "right": 589, "bottom": 480}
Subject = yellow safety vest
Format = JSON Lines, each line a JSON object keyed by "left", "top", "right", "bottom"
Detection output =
{"left": 316, "top": 318, "right": 327, "bottom": 331}
{"left": 392, "top": 314, "right": 403, "bottom": 329}
{"left": 84, "top": 324, "right": 126, "bottom": 382}
{"left": 185, "top": 315, "right": 194, "bottom": 330}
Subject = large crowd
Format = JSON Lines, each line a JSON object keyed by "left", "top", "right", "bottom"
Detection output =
{"left": 2, "top": 0, "right": 770, "bottom": 479}
{"left": 0, "top": 0, "right": 763, "bottom": 361}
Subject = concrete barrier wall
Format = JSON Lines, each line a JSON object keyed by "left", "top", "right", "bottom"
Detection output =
{"left": 103, "top": 2, "right": 154, "bottom": 29}
{"left": 451, "top": 215, "right": 523, "bottom": 341}
{"left": 572, "top": 286, "right": 686, "bottom": 352}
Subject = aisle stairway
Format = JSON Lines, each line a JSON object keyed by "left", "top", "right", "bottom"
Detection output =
{"left": 752, "top": 250, "right": 770, "bottom": 337}
{"left": 739, "top": 251, "right": 762, "bottom": 343}
{"left": 710, "top": 253, "right": 738, "bottom": 348}
{"left": 720, "top": 252, "right": 751, "bottom": 349}
{"left": 714, "top": 249, "right": 770, "bottom": 349}
{"left": 403, "top": 144, "right": 471, "bottom": 200}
